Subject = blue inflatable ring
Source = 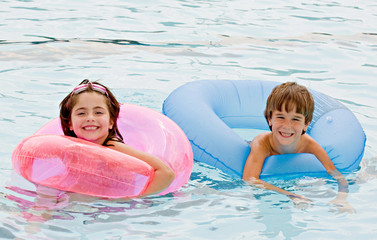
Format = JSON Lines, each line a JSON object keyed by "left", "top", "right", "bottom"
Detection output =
{"left": 163, "top": 80, "right": 366, "bottom": 178}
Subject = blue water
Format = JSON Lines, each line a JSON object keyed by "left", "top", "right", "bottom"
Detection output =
{"left": 1, "top": 0, "right": 377, "bottom": 239}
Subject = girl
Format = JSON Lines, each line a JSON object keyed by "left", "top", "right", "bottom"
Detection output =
{"left": 59, "top": 79, "right": 175, "bottom": 196}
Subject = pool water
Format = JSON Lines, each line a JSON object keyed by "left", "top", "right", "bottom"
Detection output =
{"left": 1, "top": 0, "right": 377, "bottom": 239}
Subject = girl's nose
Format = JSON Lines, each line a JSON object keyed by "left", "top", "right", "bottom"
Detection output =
{"left": 86, "top": 113, "right": 95, "bottom": 121}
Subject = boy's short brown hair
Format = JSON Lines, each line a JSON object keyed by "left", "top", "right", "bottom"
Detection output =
{"left": 264, "top": 82, "right": 314, "bottom": 124}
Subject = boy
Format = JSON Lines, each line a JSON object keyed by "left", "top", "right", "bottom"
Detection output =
{"left": 243, "top": 82, "right": 354, "bottom": 212}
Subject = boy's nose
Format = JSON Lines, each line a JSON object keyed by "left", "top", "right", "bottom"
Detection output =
{"left": 283, "top": 121, "right": 292, "bottom": 128}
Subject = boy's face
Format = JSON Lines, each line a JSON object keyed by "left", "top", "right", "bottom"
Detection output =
{"left": 268, "top": 106, "right": 309, "bottom": 146}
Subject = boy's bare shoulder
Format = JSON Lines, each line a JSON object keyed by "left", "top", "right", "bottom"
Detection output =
{"left": 252, "top": 132, "right": 270, "bottom": 142}
{"left": 299, "top": 134, "right": 322, "bottom": 153}
{"left": 249, "top": 132, "right": 272, "bottom": 154}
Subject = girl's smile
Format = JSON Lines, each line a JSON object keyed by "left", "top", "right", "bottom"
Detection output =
{"left": 69, "top": 92, "right": 113, "bottom": 145}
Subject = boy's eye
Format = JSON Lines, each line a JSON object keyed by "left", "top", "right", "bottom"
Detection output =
{"left": 293, "top": 116, "right": 304, "bottom": 121}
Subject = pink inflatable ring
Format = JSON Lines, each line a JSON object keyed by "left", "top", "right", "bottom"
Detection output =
{"left": 12, "top": 104, "right": 193, "bottom": 198}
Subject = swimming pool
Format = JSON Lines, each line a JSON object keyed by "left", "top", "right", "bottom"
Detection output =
{"left": 1, "top": 0, "right": 377, "bottom": 239}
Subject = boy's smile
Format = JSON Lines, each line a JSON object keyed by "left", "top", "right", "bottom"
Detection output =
{"left": 279, "top": 131, "right": 294, "bottom": 138}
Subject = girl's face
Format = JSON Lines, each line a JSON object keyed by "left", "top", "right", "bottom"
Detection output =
{"left": 69, "top": 91, "right": 114, "bottom": 145}
{"left": 268, "top": 106, "right": 309, "bottom": 148}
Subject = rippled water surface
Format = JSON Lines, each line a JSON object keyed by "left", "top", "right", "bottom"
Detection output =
{"left": 1, "top": 0, "right": 377, "bottom": 239}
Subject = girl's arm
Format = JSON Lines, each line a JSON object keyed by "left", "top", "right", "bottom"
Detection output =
{"left": 108, "top": 141, "right": 175, "bottom": 196}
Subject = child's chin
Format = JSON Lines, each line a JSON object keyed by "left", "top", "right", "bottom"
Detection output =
{"left": 77, "top": 136, "right": 99, "bottom": 144}
{"left": 277, "top": 137, "right": 295, "bottom": 145}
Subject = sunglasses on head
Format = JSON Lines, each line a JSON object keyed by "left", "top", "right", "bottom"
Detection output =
{"left": 70, "top": 81, "right": 114, "bottom": 104}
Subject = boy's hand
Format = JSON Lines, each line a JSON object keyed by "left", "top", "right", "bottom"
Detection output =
{"left": 328, "top": 194, "right": 356, "bottom": 214}
{"left": 288, "top": 194, "right": 313, "bottom": 210}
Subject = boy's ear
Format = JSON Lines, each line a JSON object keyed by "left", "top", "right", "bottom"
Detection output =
{"left": 302, "top": 122, "right": 310, "bottom": 135}
{"left": 268, "top": 118, "right": 272, "bottom": 131}
{"left": 304, "top": 122, "right": 310, "bottom": 131}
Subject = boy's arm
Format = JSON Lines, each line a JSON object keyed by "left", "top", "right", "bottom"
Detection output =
{"left": 305, "top": 136, "right": 349, "bottom": 191}
{"left": 306, "top": 137, "right": 355, "bottom": 213}
{"left": 242, "top": 135, "right": 312, "bottom": 204}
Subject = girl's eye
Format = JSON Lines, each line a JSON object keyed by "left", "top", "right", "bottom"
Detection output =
{"left": 76, "top": 112, "right": 85, "bottom": 116}
{"left": 96, "top": 111, "right": 104, "bottom": 115}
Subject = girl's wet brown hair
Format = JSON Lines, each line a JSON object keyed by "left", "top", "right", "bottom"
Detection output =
{"left": 264, "top": 82, "right": 314, "bottom": 131}
{"left": 59, "top": 79, "right": 123, "bottom": 146}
